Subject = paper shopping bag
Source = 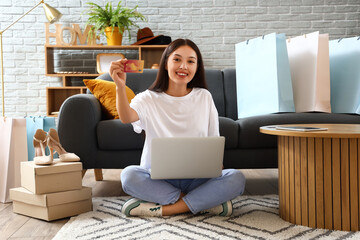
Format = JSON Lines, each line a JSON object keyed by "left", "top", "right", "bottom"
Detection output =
{"left": 26, "top": 116, "right": 57, "bottom": 161}
{"left": 329, "top": 37, "right": 360, "bottom": 114}
{"left": 235, "top": 33, "right": 295, "bottom": 118}
{"left": 0, "top": 117, "right": 27, "bottom": 203}
{"left": 286, "top": 31, "right": 331, "bottom": 113}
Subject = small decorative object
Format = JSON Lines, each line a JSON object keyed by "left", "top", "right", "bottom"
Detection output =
{"left": 151, "top": 64, "right": 159, "bottom": 69}
{"left": 84, "top": 1, "right": 146, "bottom": 46}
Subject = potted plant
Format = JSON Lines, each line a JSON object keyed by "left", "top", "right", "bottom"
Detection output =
{"left": 85, "top": 1, "right": 146, "bottom": 45}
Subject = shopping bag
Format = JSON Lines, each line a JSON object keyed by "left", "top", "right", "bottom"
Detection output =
{"left": 26, "top": 116, "right": 57, "bottom": 161}
{"left": 235, "top": 33, "right": 295, "bottom": 118}
{"left": 286, "top": 31, "right": 331, "bottom": 113}
{"left": 0, "top": 117, "right": 27, "bottom": 203}
{"left": 329, "top": 37, "right": 360, "bottom": 114}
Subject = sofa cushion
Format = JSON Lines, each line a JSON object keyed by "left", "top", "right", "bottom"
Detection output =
{"left": 219, "top": 117, "right": 238, "bottom": 149}
{"left": 126, "top": 69, "right": 158, "bottom": 94}
{"left": 84, "top": 79, "right": 135, "bottom": 119}
{"left": 97, "top": 120, "right": 145, "bottom": 150}
{"left": 222, "top": 68, "right": 238, "bottom": 120}
{"left": 206, "top": 69, "right": 225, "bottom": 117}
{"left": 237, "top": 112, "right": 360, "bottom": 149}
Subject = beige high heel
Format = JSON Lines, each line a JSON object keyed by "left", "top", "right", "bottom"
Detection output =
{"left": 33, "top": 129, "right": 53, "bottom": 165}
{"left": 47, "top": 128, "right": 80, "bottom": 162}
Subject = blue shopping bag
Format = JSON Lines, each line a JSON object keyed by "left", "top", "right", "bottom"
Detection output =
{"left": 235, "top": 33, "right": 295, "bottom": 118}
{"left": 25, "top": 116, "right": 57, "bottom": 161}
{"left": 329, "top": 37, "right": 360, "bottom": 114}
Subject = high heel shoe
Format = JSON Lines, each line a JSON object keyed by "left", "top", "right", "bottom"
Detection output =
{"left": 47, "top": 128, "right": 80, "bottom": 162}
{"left": 33, "top": 129, "right": 53, "bottom": 165}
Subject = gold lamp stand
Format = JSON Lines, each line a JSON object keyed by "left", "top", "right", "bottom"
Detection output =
{"left": 0, "top": 0, "right": 62, "bottom": 117}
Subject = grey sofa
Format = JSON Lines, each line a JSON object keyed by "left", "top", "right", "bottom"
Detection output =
{"left": 58, "top": 69, "right": 360, "bottom": 178}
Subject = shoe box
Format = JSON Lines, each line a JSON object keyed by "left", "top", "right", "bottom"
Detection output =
{"left": 20, "top": 160, "right": 82, "bottom": 194}
{"left": 10, "top": 187, "right": 92, "bottom": 221}
{"left": 10, "top": 160, "right": 92, "bottom": 221}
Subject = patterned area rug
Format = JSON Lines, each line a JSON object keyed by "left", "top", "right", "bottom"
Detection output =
{"left": 53, "top": 195, "right": 360, "bottom": 240}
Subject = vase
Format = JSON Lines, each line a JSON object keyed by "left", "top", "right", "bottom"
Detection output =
{"left": 105, "top": 27, "right": 123, "bottom": 46}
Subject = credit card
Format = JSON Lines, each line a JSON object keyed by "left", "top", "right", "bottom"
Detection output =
{"left": 124, "top": 60, "right": 144, "bottom": 73}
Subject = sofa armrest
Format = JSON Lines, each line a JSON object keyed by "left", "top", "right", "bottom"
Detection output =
{"left": 58, "top": 94, "right": 102, "bottom": 169}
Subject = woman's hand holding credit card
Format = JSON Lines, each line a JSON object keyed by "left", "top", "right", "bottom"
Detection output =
{"left": 109, "top": 58, "right": 127, "bottom": 88}
{"left": 110, "top": 59, "right": 144, "bottom": 89}
{"left": 124, "top": 60, "right": 144, "bottom": 73}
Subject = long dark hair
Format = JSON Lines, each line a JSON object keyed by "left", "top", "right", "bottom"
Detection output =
{"left": 149, "top": 39, "right": 207, "bottom": 92}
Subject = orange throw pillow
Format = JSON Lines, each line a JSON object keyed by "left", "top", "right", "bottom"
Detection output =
{"left": 83, "top": 79, "right": 135, "bottom": 119}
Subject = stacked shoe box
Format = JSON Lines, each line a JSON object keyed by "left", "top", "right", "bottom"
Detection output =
{"left": 10, "top": 160, "right": 92, "bottom": 221}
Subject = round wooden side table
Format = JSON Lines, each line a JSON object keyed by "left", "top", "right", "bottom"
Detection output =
{"left": 260, "top": 124, "right": 360, "bottom": 231}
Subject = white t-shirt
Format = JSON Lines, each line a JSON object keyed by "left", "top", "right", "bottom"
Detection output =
{"left": 130, "top": 88, "right": 219, "bottom": 169}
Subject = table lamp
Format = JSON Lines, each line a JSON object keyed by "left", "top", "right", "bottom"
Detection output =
{"left": 0, "top": 0, "right": 62, "bottom": 117}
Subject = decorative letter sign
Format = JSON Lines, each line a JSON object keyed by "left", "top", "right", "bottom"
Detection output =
{"left": 45, "top": 23, "right": 99, "bottom": 46}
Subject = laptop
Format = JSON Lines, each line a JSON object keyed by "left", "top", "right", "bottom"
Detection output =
{"left": 150, "top": 136, "right": 225, "bottom": 179}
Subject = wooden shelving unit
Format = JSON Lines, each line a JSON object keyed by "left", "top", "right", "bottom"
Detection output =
{"left": 45, "top": 44, "right": 167, "bottom": 116}
{"left": 47, "top": 87, "right": 87, "bottom": 116}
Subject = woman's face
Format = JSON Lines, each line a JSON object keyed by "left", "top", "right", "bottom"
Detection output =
{"left": 166, "top": 45, "right": 198, "bottom": 88}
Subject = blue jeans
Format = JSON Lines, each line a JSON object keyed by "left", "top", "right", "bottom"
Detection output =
{"left": 121, "top": 165, "right": 246, "bottom": 214}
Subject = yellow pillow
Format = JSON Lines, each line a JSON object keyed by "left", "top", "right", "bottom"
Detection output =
{"left": 83, "top": 79, "right": 135, "bottom": 119}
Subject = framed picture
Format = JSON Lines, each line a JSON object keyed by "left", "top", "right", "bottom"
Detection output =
{"left": 96, "top": 53, "right": 125, "bottom": 74}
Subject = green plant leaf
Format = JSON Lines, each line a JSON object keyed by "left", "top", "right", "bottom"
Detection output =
{"left": 83, "top": 1, "right": 147, "bottom": 41}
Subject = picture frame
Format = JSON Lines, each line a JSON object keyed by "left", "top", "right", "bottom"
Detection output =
{"left": 96, "top": 53, "right": 125, "bottom": 74}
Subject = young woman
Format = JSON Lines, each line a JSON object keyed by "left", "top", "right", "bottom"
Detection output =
{"left": 110, "top": 39, "right": 245, "bottom": 217}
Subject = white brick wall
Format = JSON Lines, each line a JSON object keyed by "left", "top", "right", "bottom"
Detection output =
{"left": 0, "top": 0, "right": 359, "bottom": 117}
